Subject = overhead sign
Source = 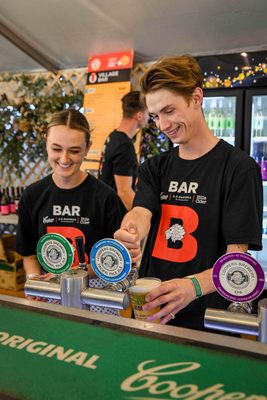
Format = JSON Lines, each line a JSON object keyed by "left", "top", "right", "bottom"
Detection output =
{"left": 87, "top": 50, "right": 134, "bottom": 84}
{"left": 88, "top": 51, "right": 134, "bottom": 71}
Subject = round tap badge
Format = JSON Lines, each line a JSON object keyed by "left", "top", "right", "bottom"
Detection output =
{"left": 90, "top": 239, "right": 131, "bottom": 283}
{"left": 36, "top": 233, "right": 74, "bottom": 274}
{"left": 212, "top": 252, "right": 265, "bottom": 302}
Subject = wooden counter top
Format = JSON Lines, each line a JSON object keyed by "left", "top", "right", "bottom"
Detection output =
{"left": 0, "top": 287, "right": 24, "bottom": 298}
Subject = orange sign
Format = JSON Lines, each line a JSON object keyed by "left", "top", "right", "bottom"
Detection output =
{"left": 88, "top": 50, "right": 134, "bottom": 72}
{"left": 83, "top": 50, "right": 134, "bottom": 174}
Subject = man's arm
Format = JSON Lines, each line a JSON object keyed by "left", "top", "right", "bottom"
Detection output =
{"left": 143, "top": 243, "right": 249, "bottom": 325}
{"left": 23, "top": 255, "right": 42, "bottom": 278}
{"left": 114, "top": 174, "right": 135, "bottom": 210}
{"left": 114, "top": 206, "right": 152, "bottom": 262}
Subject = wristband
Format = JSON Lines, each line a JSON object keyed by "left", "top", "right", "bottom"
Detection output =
{"left": 185, "top": 275, "right": 202, "bottom": 299}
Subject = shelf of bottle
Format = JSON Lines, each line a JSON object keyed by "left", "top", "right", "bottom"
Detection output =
{"left": 252, "top": 136, "right": 267, "bottom": 143}
{"left": 0, "top": 214, "right": 18, "bottom": 225}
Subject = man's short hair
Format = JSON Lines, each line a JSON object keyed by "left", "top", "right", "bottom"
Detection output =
{"left": 121, "top": 91, "right": 146, "bottom": 118}
{"left": 140, "top": 55, "right": 203, "bottom": 103}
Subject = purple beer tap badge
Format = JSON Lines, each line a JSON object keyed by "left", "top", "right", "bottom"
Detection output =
{"left": 212, "top": 252, "right": 265, "bottom": 302}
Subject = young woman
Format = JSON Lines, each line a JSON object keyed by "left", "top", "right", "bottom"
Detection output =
{"left": 16, "top": 109, "right": 125, "bottom": 314}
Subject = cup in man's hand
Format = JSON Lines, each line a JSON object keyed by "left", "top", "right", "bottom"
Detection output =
{"left": 129, "top": 277, "right": 161, "bottom": 323}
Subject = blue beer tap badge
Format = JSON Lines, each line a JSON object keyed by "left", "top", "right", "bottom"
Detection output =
{"left": 90, "top": 239, "right": 131, "bottom": 283}
{"left": 36, "top": 233, "right": 74, "bottom": 274}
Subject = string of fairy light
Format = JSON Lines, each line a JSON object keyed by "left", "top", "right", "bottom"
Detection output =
{"left": 203, "top": 54, "right": 267, "bottom": 88}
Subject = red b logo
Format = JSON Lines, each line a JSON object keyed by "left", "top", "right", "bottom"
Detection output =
{"left": 152, "top": 205, "right": 198, "bottom": 263}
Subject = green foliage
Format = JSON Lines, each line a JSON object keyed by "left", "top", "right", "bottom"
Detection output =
{"left": 140, "top": 122, "right": 171, "bottom": 162}
{"left": 0, "top": 74, "right": 83, "bottom": 176}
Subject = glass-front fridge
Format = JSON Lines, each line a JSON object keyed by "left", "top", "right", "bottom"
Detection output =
{"left": 202, "top": 89, "right": 244, "bottom": 149}
{"left": 244, "top": 88, "right": 267, "bottom": 284}
{"left": 203, "top": 88, "right": 267, "bottom": 288}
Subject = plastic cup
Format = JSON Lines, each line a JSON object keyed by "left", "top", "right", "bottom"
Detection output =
{"left": 129, "top": 277, "right": 161, "bottom": 323}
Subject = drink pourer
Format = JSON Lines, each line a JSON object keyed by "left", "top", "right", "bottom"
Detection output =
{"left": 75, "top": 236, "right": 88, "bottom": 271}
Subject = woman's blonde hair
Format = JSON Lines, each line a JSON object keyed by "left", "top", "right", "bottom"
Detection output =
{"left": 140, "top": 55, "right": 203, "bottom": 104}
{"left": 46, "top": 109, "right": 91, "bottom": 146}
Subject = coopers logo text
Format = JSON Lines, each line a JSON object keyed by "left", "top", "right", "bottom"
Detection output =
{"left": 121, "top": 360, "right": 266, "bottom": 399}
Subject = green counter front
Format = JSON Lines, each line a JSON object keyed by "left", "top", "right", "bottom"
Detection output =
{"left": 0, "top": 295, "right": 266, "bottom": 399}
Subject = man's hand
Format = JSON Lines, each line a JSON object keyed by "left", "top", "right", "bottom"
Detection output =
{"left": 142, "top": 278, "right": 196, "bottom": 324}
{"left": 114, "top": 220, "right": 142, "bottom": 263}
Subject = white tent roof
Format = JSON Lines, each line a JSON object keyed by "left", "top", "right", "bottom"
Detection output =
{"left": 0, "top": 0, "right": 267, "bottom": 72}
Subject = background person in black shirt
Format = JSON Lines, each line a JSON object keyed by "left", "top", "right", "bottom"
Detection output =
{"left": 99, "top": 91, "right": 149, "bottom": 210}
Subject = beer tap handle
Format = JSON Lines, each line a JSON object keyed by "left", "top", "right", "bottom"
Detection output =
{"left": 75, "top": 236, "right": 87, "bottom": 271}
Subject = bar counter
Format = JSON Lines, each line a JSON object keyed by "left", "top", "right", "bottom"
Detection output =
{"left": 0, "top": 294, "right": 266, "bottom": 399}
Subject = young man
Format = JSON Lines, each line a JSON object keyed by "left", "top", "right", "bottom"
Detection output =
{"left": 99, "top": 91, "right": 149, "bottom": 210}
{"left": 114, "top": 55, "right": 263, "bottom": 331}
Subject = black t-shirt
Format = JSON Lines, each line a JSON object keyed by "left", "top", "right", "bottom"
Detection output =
{"left": 99, "top": 130, "right": 138, "bottom": 191}
{"left": 16, "top": 174, "right": 125, "bottom": 269}
{"left": 134, "top": 140, "right": 263, "bottom": 331}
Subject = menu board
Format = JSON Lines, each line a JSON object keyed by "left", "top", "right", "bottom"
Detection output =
{"left": 83, "top": 50, "right": 134, "bottom": 174}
